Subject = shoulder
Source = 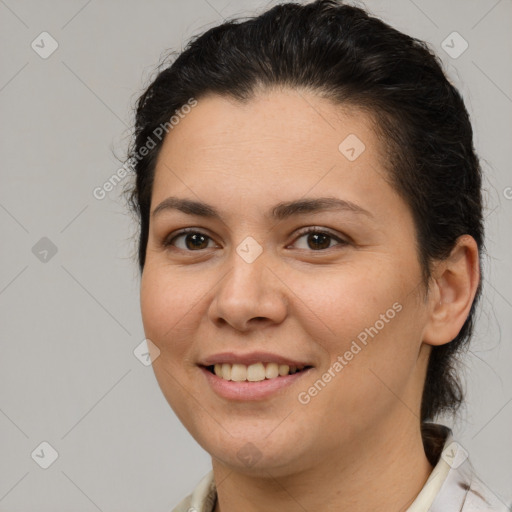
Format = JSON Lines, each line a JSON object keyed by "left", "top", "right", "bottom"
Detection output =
{"left": 429, "top": 435, "right": 510, "bottom": 511}
{"left": 419, "top": 423, "right": 510, "bottom": 511}
{"left": 171, "top": 471, "right": 217, "bottom": 512}
{"left": 459, "top": 474, "right": 512, "bottom": 511}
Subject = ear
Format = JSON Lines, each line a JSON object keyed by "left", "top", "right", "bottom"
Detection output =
{"left": 422, "top": 235, "right": 480, "bottom": 347}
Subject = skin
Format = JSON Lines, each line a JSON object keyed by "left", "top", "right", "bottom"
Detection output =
{"left": 140, "top": 88, "right": 480, "bottom": 512}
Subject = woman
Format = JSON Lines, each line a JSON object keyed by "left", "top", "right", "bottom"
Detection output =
{"left": 125, "top": 1, "right": 510, "bottom": 510}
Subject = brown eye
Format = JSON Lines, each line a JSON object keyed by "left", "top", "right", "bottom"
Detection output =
{"left": 163, "top": 227, "right": 348, "bottom": 253}
{"left": 305, "top": 232, "right": 331, "bottom": 250}
{"left": 292, "top": 228, "right": 348, "bottom": 251}
{"left": 164, "top": 229, "right": 214, "bottom": 251}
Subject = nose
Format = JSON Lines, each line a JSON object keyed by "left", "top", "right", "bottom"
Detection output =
{"left": 208, "top": 248, "right": 289, "bottom": 332}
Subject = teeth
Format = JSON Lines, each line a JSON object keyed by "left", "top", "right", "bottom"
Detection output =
{"left": 247, "top": 362, "right": 266, "bottom": 382}
{"left": 221, "top": 363, "right": 231, "bottom": 380}
{"left": 231, "top": 363, "right": 247, "bottom": 382}
{"left": 265, "top": 363, "right": 279, "bottom": 379}
{"left": 211, "top": 362, "right": 306, "bottom": 382}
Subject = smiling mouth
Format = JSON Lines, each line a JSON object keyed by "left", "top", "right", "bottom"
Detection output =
{"left": 204, "top": 362, "right": 313, "bottom": 382}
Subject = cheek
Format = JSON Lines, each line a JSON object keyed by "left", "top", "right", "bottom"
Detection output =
{"left": 298, "top": 264, "right": 425, "bottom": 419}
{"left": 140, "top": 265, "right": 201, "bottom": 348}
{"left": 140, "top": 266, "right": 203, "bottom": 421}
{"left": 139, "top": 265, "right": 207, "bottom": 413}
{"left": 295, "top": 262, "right": 408, "bottom": 348}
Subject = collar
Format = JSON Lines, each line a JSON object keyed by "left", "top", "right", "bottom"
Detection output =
{"left": 419, "top": 423, "right": 510, "bottom": 511}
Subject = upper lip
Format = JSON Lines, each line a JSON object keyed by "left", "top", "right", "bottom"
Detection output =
{"left": 198, "top": 351, "right": 313, "bottom": 367}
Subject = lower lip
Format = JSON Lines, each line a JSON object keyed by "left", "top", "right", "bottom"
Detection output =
{"left": 199, "top": 366, "right": 313, "bottom": 401}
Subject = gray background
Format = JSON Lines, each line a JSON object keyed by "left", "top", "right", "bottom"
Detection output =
{"left": 0, "top": 0, "right": 511, "bottom": 510}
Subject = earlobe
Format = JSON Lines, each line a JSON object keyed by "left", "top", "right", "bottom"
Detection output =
{"left": 422, "top": 235, "right": 480, "bottom": 347}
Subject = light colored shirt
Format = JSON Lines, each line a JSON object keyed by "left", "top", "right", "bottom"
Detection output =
{"left": 172, "top": 423, "right": 511, "bottom": 512}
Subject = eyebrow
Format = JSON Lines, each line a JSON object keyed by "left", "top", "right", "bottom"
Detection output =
{"left": 151, "top": 196, "right": 374, "bottom": 221}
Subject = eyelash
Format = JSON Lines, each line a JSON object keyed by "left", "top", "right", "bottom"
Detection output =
{"left": 163, "top": 227, "right": 349, "bottom": 252}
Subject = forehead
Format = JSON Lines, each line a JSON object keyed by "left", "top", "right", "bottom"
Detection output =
{"left": 152, "top": 89, "right": 389, "bottom": 196}
{"left": 160, "top": 89, "right": 380, "bottom": 155}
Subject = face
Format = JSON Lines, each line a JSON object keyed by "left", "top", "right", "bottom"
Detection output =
{"left": 140, "top": 89, "right": 433, "bottom": 476}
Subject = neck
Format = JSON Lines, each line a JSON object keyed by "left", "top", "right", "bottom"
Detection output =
{"left": 212, "top": 416, "right": 434, "bottom": 512}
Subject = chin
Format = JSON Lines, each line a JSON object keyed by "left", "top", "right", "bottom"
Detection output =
{"left": 195, "top": 422, "right": 314, "bottom": 476}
